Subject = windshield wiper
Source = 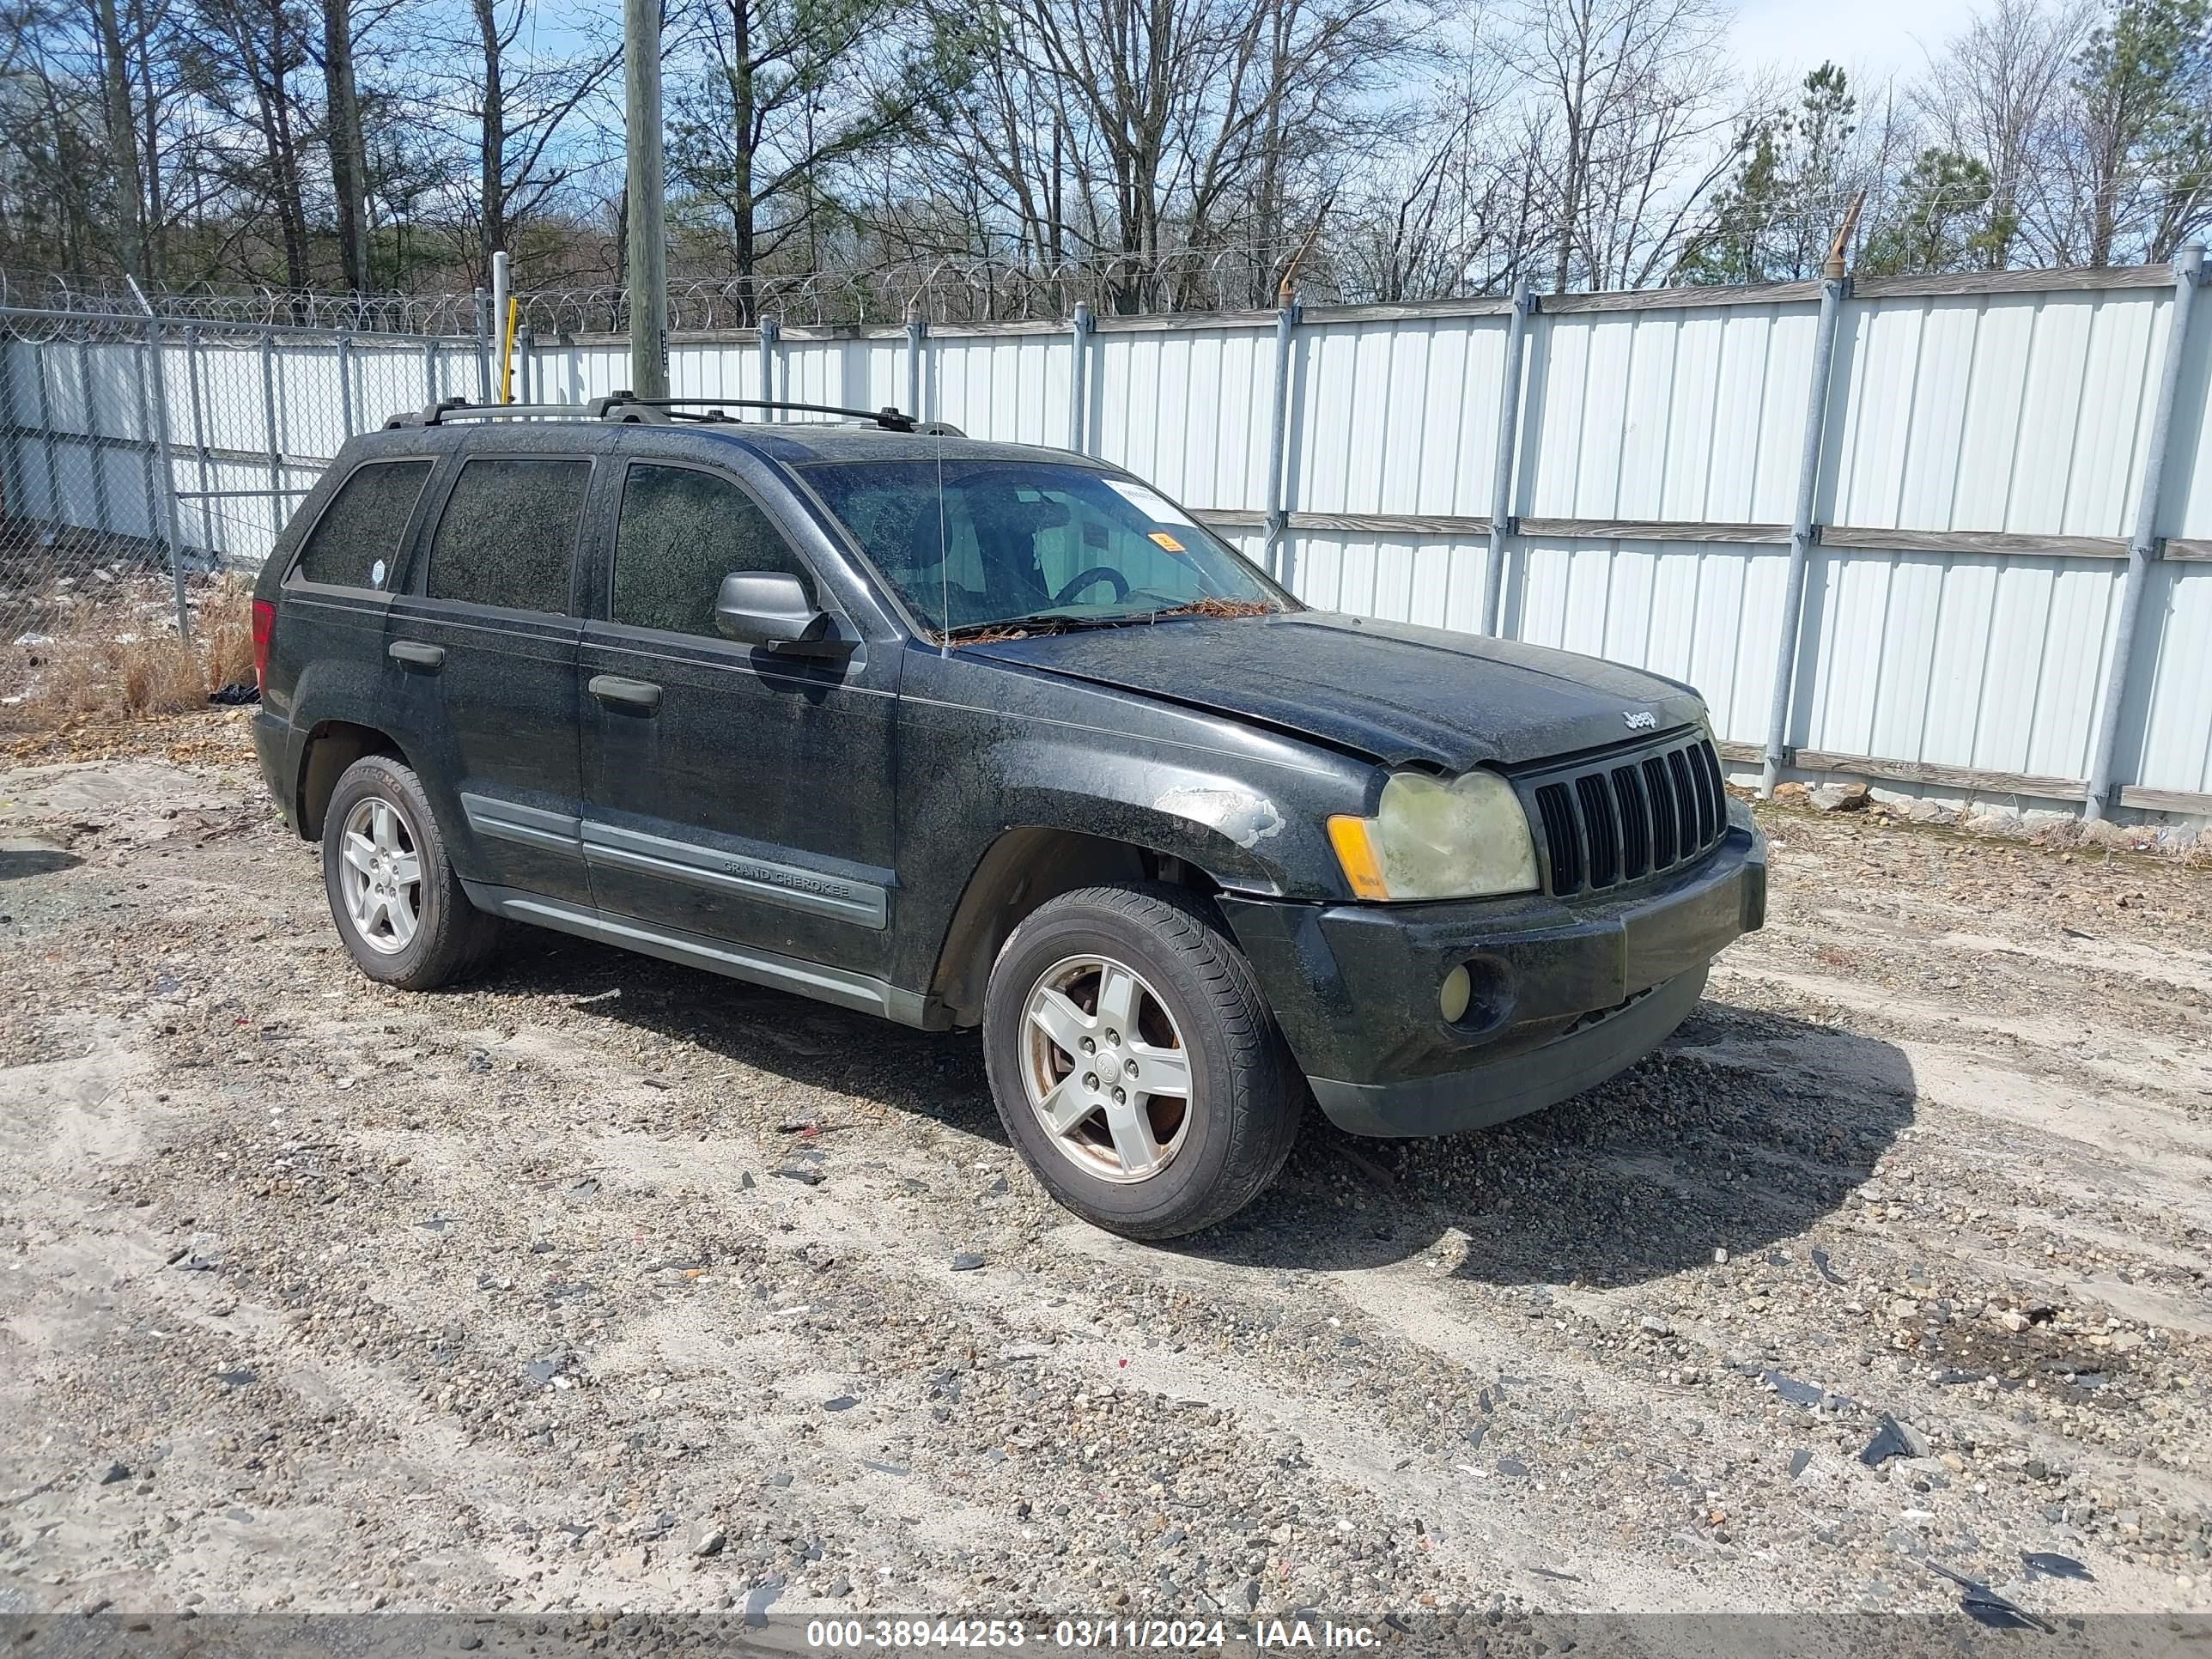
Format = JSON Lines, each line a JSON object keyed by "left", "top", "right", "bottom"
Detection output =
{"left": 940, "top": 610, "right": 1141, "bottom": 641}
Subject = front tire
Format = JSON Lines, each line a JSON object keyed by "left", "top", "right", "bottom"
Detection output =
{"left": 320, "top": 755, "right": 499, "bottom": 990}
{"left": 983, "top": 884, "right": 1302, "bottom": 1239}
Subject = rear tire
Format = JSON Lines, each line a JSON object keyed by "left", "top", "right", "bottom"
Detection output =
{"left": 320, "top": 755, "right": 500, "bottom": 990}
{"left": 983, "top": 883, "right": 1302, "bottom": 1239}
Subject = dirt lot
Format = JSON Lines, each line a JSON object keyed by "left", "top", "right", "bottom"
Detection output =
{"left": 3, "top": 711, "right": 2209, "bottom": 1629}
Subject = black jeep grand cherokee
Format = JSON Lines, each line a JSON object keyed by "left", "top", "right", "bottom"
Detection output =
{"left": 250, "top": 394, "right": 1765, "bottom": 1239}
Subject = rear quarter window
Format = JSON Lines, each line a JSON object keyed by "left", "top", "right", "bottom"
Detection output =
{"left": 426, "top": 457, "right": 592, "bottom": 613}
{"left": 292, "top": 459, "right": 432, "bottom": 589}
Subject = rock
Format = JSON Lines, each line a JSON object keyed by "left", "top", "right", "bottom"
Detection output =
{"left": 1810, "top": 781, "right": 1869, "bottom": 812}
{"left": 823, "top": 1395, "right": 857, "bottom": 1412}
{"left": 690, "top": 1523, "right": 726, "bottom": 1559}
{"left": 1639, "top": 1316, "right": 1674, "bottom": 1337}
{"left": 99, "top": 1462, "right": 131, "bottom": 1486}
{"left": 1771, "top": 781, "right": 1810, "bottom": 802}
{"left": 950, "top": 1252, "right": 984, "bottom": 1272}
{"left": 1940, "top": 1452, "right": 1966, "bottom": 1474}
{"left": 1859, "top": 1415, "right": 1926, "bottom": 1468}
{"left": 1998, "top": 1310, "right": 2031, "bottom": 1334}
{"left": 613, "top": 1547, "right": 650, "bottom": 1575}
{"left": 1904, "top": 799, "right": 1954, "bottom": 824}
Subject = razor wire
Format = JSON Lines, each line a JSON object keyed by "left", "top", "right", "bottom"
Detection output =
{"left": 0, "top": 240, "right": 1423, "bottom": 338}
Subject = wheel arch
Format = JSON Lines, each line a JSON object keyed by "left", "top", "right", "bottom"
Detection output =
{"left": 294, "top": 720, "right": 411, "bottom": 841}
{"left": 927, "top": 826, "right": 1231, "bottom": 1028}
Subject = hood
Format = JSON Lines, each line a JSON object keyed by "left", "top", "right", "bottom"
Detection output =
{"left": 963, "top": 611, "right": 1708, "bottom": 771}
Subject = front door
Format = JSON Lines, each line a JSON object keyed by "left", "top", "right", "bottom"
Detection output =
{"left": 385, "top": 452, "right": 592, "bottom": 904}
{"left": 578, "top": 459, "right": 901, "bottom": 991}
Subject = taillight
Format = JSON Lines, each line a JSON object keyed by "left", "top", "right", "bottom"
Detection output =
{"left": 251, "top": 599, "right": 276, "bottom": 684}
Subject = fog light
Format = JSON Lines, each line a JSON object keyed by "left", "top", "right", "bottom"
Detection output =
{"left": 1439, "top": 963, "right": 1472, "bottom": 1024}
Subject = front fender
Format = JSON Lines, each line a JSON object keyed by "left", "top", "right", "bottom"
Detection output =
{"left": 888, "top": 653, "right": 1378, "bottom": 1000}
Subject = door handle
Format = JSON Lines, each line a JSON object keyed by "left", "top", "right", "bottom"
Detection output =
{"left": 388, "top": 641, "right": 444, "bottom": 671}
{"left": 588, "top": 673, "right": 662, "bottom": 713}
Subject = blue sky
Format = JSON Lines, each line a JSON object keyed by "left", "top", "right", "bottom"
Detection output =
{"left": 1728, "top": 0, "right": 1985, "bottom": 84}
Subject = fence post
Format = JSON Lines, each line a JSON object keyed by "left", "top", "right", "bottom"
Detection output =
{"left": 904, "top": 307, "right": 926, "bottom": 422}
{"left": 423, "top": 334, "right": 441, "bottom": 407}
{"left": 474, "top": 288, "right": 492, "bottom": 403}
{"left": 1262, "top": 296, "right": 1301, "bottom": 582}
{"left": 125, "top": 280, "right": 191, "bottom": 641}
{"left": 1480, "top": 281, "right": 1534, "bottom": 635}
{"left": 183, "top": 325, "right": 215, "bottom": 553}
{"left": 1759, "top": 274, "right": 1850, "bottom": 798}
{"left": 516, "top": 320, "right": 534, "bottom": 404}
{"left": 760, "top": 316, "right": 781, "bottom": 407}
{"left": 260, "top": 331, "right": 283, "bottom": 532}
{"left": 0, "top": 334, "right": 22, "bottom": 536}
{"left": 76, "top": 337, "right": 112, "bottom": 535}
{"left": 1066, "top": 301, "right": 1093, "bottom": 454}
{"left": 2084, "top": 242, "right": 2203, "bottom": 822}
{"left": 130, "top": 337, "right": 158, "bottom": 561}
{"left": 31, "top": 343, "right": 60, "bottom": 526}
{"left": 337, "top": 332, "right": 356, "bottom": 438}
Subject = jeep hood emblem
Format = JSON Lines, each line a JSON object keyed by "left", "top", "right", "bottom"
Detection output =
{"left": 1624, "top": 710, "right": 1657, "bottom": 730}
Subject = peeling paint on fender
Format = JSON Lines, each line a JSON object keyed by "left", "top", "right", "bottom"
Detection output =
{"left": 1155, "top": 787, "right": 1285, "bottom": 849}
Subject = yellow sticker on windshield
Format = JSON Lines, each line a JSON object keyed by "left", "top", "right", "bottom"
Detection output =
{"left": 1148, "top": 531, "right": 1187, "bottom": 553}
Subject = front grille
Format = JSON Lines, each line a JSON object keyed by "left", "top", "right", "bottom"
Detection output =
{"left": 1531, "top": 736, "right": 1729, "bottom": 896}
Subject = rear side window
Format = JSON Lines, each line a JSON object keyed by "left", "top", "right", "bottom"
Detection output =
{"left": 293, "top": 459, "right": 431, "bottom": 589}
{"left": 612, "top": 464, "right": 811, "bottom": 637}
{"left": 426, "top": 457, "right": 591, "bottom": 613}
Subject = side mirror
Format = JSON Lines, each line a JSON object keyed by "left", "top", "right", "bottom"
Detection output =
{"left": 713, "top": 571, "right": 836, "bottom": 653}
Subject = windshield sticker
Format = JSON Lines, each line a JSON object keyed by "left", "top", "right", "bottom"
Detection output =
{"left": 1147, "top": 531, "right": 1188, "bottom": 554}
{"left": 1104, "top": 478, "right": 1197, "bottom": 526}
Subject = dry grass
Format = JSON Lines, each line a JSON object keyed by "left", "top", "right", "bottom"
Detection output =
{"left": 4, "top": 578, "right": 256, "bottom": 732}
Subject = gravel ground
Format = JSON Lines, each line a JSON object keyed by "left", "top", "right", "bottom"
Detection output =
{"left": 3, "top": 710, "right": 2209, "bottom": 1629}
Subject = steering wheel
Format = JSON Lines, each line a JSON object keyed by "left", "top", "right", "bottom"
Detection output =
{"left": 1052, "top": 566, "right": 1130, "bottom": 606}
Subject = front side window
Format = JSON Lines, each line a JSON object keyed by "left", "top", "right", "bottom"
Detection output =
{"left": 799, "top": 459, "right": 1289, "bottom": 636}
{"left": 425, "top": 457, "right": 590, "bottom": 613}
{"left": 293, "top": 459, "right": 431, "bottom": 589}
{"left": 612, "top": 465, "right": 811, "bottom": 637}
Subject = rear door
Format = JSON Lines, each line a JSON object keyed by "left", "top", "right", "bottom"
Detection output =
{"left": 577, "top": 456, "right": 902, "bottom": 991}
{"left": 385, "top": 447, "right": 594, "bottom": 904}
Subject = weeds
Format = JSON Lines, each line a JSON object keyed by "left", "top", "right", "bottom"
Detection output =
{"left": 3, "top": 577, "right": 256, "bottom": 732}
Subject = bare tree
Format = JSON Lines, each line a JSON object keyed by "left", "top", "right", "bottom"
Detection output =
{"left": 442, "top": 0, "right": 617, "bottom": 277}
{"left": 1917, "top": 0, "right": 2086, "bottom": 265}
{"left": 1508, "top": 0, "right": 1733, "bottom": 292}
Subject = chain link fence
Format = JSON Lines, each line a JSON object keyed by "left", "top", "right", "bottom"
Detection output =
{"left": 0, "top": 306, "right": 489, "bottom": 728}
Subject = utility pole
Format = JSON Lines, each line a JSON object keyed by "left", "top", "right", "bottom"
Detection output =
{"left": 623, "top": 0, "right": 668, "bottom": 398}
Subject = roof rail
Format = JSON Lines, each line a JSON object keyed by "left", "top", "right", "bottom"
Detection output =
{"left": 595, "top": 393, "right": 924, "bottom": 432}
{"left": 384, "top": 392, "right": 951, "bottom": 434}
{"left": 384, "top": 396, "right": 598, "bottom": 428}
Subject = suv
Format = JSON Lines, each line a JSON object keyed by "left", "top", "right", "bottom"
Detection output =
{"left": 250, "top": 394, "right": 1766, "bottom": 1239}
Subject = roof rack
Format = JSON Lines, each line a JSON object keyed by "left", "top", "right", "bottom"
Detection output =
{"left": 385, "top": 392, "right": 943, "bottom": 434}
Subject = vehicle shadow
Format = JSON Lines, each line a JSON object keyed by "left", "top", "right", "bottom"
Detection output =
{"left": 0, "top": 843, "right": 82, "bottom": 879}
{"left": 1181, "top": 998, "right": 1917, "bottom": 1287}
{"left": 473, "top": 936, "right": 1913, "bottom": 1289}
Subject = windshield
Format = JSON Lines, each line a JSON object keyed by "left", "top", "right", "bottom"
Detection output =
{"left": 798, "top": 459, "right": 1291, "bottom": 636}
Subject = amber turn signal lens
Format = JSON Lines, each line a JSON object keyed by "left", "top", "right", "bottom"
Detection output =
{"left": 1328, "top": 815, "right": 1390, "bottom": 900}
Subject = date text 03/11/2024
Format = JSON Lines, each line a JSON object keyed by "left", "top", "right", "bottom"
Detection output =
{"left": 802, "top": 1619, "right": 1385, "bottom": 1650}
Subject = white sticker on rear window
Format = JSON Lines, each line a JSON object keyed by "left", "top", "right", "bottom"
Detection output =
{"left": 1103, "top": 478, "right": 1197, "bottom": 527}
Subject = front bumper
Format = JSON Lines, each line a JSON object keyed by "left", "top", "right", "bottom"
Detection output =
{"left": 1218, "top": 803, "right": 1765, "bottom": 1137}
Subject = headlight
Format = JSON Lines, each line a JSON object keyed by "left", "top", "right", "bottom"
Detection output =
{"left": 1328, "top": 769, "right": 1540, "bottom": 901}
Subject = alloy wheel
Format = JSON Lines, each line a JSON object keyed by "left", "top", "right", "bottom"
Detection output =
{"left": 1019, "top": 953, "right": 1193, "bottom": 1183}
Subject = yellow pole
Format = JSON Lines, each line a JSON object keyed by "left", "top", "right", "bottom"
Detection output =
{"left": 500, "top": 295, "right": 520, "bottom": 404}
